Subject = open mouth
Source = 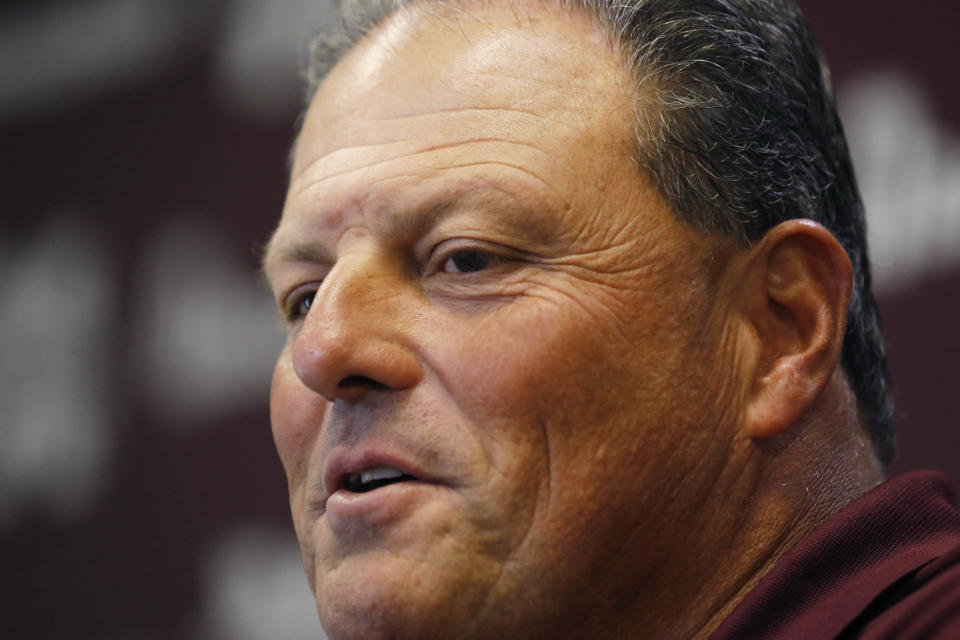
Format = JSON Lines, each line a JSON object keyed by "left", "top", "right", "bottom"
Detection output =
{"left": 344, "top": 466, "right": 418, "bottom": 493}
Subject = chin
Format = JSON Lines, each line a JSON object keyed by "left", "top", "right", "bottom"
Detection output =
{"left": 313, "top": 554, "right": 497, "bottom": 640}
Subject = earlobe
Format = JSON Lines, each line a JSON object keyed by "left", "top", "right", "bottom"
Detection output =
{"left": 736, "top": 220, "right": 853, "bottom": 440}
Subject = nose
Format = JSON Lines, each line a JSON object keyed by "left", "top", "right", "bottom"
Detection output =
{"left": 291, "top": 256, "right": 423, "bottom": 402}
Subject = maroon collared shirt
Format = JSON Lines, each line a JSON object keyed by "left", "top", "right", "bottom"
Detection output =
{"left": 711, "top": 471, "right": 960, "bottom": 639}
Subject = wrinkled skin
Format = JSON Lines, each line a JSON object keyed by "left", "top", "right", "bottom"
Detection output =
{"left": 264, "top": 5, "right": 747, "bottom": 639}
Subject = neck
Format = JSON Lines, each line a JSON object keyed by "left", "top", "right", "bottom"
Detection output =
{"left": 593, "top": 375, "right": 885, "bottom": 640}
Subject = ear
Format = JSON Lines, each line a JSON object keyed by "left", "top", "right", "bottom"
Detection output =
{"left": 734, "top": 220, "right": 853, "bottom": 440}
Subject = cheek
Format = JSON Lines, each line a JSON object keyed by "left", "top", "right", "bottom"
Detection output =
{"left": 433, "top": 306, "right": 572, "bottom": 428}
{"left": 428, "top": 301, "right": 623, "bottom": 499}
{"left": 270, "top": 354, "right": 327, "bottom": 485}
{"left": 434, "top": 287, "right": 717, "bottom": 495}
{"left": 437, "top": 299, "right": 636, "bottom": 421}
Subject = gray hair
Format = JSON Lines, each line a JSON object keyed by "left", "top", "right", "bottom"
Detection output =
{"left": 297, "top": 0, "right": 895, "bottom": 465}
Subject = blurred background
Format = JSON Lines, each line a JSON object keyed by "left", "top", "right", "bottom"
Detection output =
{"left": 1, "top": 0, "right": 957, "bottom": 637}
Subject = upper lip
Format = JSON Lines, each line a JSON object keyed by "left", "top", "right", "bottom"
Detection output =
{"left": 319, "top": 444, "right": 438, "bottom": 509}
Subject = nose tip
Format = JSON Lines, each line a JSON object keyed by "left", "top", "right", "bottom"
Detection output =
{"left": 292, "top": 336, "right": 422, "bottom": 402}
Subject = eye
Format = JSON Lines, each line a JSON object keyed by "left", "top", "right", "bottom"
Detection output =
{"left": 285, "top": 287, "right": 318, "bottom": 322}
{"left": 441, "top": 248, "right": 496, "bottom": 274}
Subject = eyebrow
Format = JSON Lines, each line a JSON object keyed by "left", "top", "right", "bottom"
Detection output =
{"left": 261, "top": 196, "right": 463, "bottom": 274}
{"left": 260, "top": 235, "right": 333, "bottom": 285}
{"left": 277, "top": 242, "right": 332, "bottom": 265}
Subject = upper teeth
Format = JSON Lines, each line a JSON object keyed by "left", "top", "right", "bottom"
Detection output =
{"left": 359, "top": 467, "right": 406, "bottom": 484}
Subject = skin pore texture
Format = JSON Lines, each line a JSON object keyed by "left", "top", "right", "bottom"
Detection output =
{"left": 263, "top": 3, "right": 885, "bottom": 639}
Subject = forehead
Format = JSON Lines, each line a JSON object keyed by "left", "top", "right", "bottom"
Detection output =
{"left": 293, "top": 2, "right": 632, "bottom": 175}
{"left": 265, "top": 1, "right": 645, "bottom": 277}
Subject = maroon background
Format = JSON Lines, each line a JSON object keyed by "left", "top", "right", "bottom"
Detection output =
{"left": 1, "top": 1, "right": 957, "bottom": 637}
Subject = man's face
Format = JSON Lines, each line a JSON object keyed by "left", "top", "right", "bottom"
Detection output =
{"left": 265, "top": 5, "right": 740, "bottom": 638}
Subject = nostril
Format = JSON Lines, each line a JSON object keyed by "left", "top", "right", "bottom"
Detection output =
{"left": 338, "top": 375, "right": 389, "bottom": 391}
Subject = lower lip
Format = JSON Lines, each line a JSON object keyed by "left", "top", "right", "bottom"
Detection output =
{"left": 325, "top": 481, "right": 440, "bottom": 533}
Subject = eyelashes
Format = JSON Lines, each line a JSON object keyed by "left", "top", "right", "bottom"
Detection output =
{"left": 439, "top": 247, "right": 501, "bottom": 274}
{"left": 284, "top": 284, "right": 320, "bottom": 322}
{"left": 279, "top": 242, "right": 516, "bottom": 324}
